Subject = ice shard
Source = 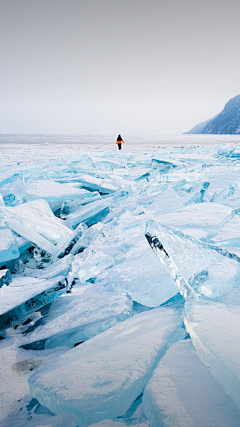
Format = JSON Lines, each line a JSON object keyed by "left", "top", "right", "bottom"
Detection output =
{"left": 1, "top": 199, "right": 72, "bottom": 245}
{"left": 30, "top": 254, "right": 74, "bottom": 280}
{"left": 14, "top": 234, "right": 31, "bottom": 255}
{"left": 66, "top": 197, "right": 112, "bottom": 228}
{"left": 210, "top": 184, "right": 235, "bottom": 204}
{"left": 211, "top": 215, "right": 240, "bottom": 247}
{"left": 71, "top": 250, "right": 115, "bottom": 283}
{"left": 219, "top": 187, "right": 240, "bottom": 208}
{"left": 143, "top": 340, "right": 240, "bottom": 427}
{"left": 150, "top": 158, "right": 179, "bottom": 173}
{"left": 6, "top": 218, "right": 57, "bottom": 255}
{"left": 145, "top": 220, "right": 240, "bottom": 301}
{"left": 146, "top": 187, "right": 184, "bottom": 216}
{"left": 109, "top": 239, "right": 177, "bottom": 307}
{"left": 21, "top": 286, "right": 132, "bottom": 349}
{"left": 59, "top": 193, "right": 100, "bottom": 217}
{"left": 26, "top": 179, "right": 93, "bottom": 205}
{"left": 181, "top": 181, "right": 209, "bottom": 205}
{"left": 90, "top": 154, "right": 128, "bottom": 171}
{"left": 92, "top": 211, "right": 151, "bottom": 265}
{"left": 0, "top": 276, "right": 67, "bottom": 330}
{"left": 54, "top": 223, "right": 87, "bottom": 259}
{"left": 184, "top": 301, "right": 240, "bottom": 409}
{"left": 28, "top": 307, "right": 183, "bottom": 426}
{"left": 0, "top": 171, "right": 20, "bottom": 189}
{"left": 76, "top": 173, "right": 121, "bottom": 194}
{"left": 0, "top": 226, "right": 19, "bottom": 264}
{"left": 68, "top": 222, "right": 104, "bottom": 256}
{"left": 1, "top": 176, "right": 27, "bottom": 206}
{"left": 158, "top": 202, "right": 232, "bottom": 233}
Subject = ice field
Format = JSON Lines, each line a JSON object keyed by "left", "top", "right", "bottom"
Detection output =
{"left": 1, "top": 135, "right": 240, "bottom": 426}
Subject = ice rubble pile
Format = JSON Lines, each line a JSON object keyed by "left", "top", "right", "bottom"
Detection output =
{"left": 1, "top": 145, "right": 240, "bottom": 426}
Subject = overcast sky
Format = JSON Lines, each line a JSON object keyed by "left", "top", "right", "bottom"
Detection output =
{"left": 0, "top": 0, "right": 240, "bottom": 134}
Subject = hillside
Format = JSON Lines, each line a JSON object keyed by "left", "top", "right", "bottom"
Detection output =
{"left": 185, "top": 95, "right": 240, "bottom": 134}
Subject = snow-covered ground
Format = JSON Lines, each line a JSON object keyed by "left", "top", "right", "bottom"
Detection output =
{"left": 1, "top": 133, "right": 240, "bottom": 165}
{"left": 1, "top": 135, "right": 240, "bottom": 427}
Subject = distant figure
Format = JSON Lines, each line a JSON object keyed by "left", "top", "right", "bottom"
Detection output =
{"left": 116, "top": 134, "right": 124, "bottom": 150}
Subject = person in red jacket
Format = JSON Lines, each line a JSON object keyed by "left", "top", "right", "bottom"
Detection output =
{"left": 116, "top": 134, "right": 124, "bottom": 150}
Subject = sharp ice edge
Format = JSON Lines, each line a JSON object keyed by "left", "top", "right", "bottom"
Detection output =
{"left": 145, "top": 227, "right": 196, "bottom": 301}
{"left": 20, "top": 286, "right": 133, "bottom": 350}
{"left": 184, "top": 301, "right": 240, "bottom": 409}
{"left": 0, "top": 226, "right": 20, "bottom": 264}
{"left": 145, "top": 220, "right": 240, "bottom": 302}
{"left": 0, "top": 276, "right": 67, "bottom": 330}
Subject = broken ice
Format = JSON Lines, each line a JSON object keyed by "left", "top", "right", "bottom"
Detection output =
{"left": 184, "top": 301, "right": 240, "bottom": 408}
{"left": 21, "top": 283, "right": 132, "bottom": 349}
{"left": 1, "top": 141, "right": 240, "bottom": 426}
{"left": 28, "top": 307, "right": 183, "bottom": 426}
{"left": 0, "top": 276, "right": 67, "bottom": 330}
{"left": 109, "top": 242, "right": 177, "bottom": 307}
{"left": 1, "top": 199, "right": 72, "bottom": 245}
{"left": 0, "top": 226, "right": 19, "bottom": 264}
{"left": 146, "top": 220, "right": 240, "bottom": 301}
{"left": 143, "top": 340, "right": 240, "bottom": 427}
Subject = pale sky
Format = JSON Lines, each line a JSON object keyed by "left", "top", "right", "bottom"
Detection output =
{"left": 0, "top": 0, "right": 240, "bottom": 134}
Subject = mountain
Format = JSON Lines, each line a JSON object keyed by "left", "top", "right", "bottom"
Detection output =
{"left": 185, "top": 94, "right": 240, "bottom": 134}
{"left": 184, "top": 117, "right": 216, "bottom": 134}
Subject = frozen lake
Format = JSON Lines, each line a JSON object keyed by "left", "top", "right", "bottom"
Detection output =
{"left": 1, "top": 133, "right": 240, "bottom": 165}
{"left": 1, "top": 136, "right": 240, "bottom": 426}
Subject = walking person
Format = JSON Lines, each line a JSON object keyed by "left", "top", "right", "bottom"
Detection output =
{"left": 116, "top": 134, "right": 124, "bottom": 150}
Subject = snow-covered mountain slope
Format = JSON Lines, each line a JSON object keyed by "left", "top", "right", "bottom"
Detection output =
{"left": 186, "top": 94, "right": 240, "bottom": 134}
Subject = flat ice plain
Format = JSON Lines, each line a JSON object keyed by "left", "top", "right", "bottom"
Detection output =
{"left": 1, "top": 134, "right": 240, "bottom": 427}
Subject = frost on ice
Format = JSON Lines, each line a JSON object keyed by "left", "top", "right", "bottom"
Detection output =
{"left": 184, "top": 301, "right": 240, "bottom": 408}
{"left": 1, "top": 142, "right": 240, "bottom": 426}
{"left": 143, "top": 340, "right": 240, "bottom": 427}
{"left": 28, "top": 307, "right": 183, "bottom": 426}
